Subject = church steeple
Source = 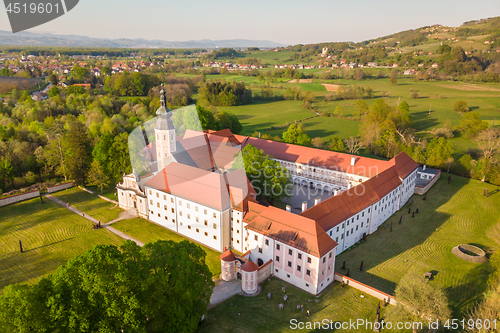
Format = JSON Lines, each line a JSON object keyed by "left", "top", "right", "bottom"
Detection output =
{"left": 154, "top": 83, "right": 176, "bottom": 172}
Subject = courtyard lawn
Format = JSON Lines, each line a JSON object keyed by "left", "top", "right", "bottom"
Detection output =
{"left": 51, "top": 186, "right": 121, "bottom": 223}
{"left": 111, "top": 218, "right": 222, "bottom": 277}
{"left": 0, "top": 198, "right": 124, "bottom": 290}
{"left": 335, "top": 173, "right": 500, "bottom": 317}
{"left": 198, "top": 278, "right": 386, "bottom": 333}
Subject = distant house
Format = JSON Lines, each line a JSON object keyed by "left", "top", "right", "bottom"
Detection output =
{"left": 367, "top": 62, "right": 378, "bottom": 67}
{"left": 431, "top": 63, "right": 439, "bottom": 69}
{"left": 393, "top": 63, "right": 399, "bottom": 68}
{"left": 73, "top": 84, "right": 91, "bottom": 89}
{"left": 403, "top": 69, "right": 416, "bottom": 76}
{"left": 59, "top": 82, "right": 69, "bottom": 88}
{"left": 31, "top": 92, "right": 47, "bottom": 101}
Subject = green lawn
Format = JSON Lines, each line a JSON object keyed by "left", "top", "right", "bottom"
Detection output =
{"left": 0, "top": 198, "right": 124, "bottom": 290}
{"left": 112, "top": 218, "right": 222, "bottom": 277}
{"left": 218, "top": 100, "right": 316, "bottom": 136}
{"left": 51, "top": 187, "right": 121, "bottom": 223}
{"left": 198, "top": 278, "right": 386, "bottom": 333}
{"left": 335, "top": 173, "right": 500, "bottom": 317}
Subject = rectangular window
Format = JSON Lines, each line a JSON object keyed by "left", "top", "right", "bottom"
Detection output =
{"left": 323, "top": 257, "right": 326, "bottom": 263}
{"left": 179, "top": 200, "right": 182, "bottom": 206}
{"left": 204, "top": 220, "right": 208, "bottom": 226}
{"left": 213, "top": 213, "right": 217, "bottom": 218}
{"left": 149, "top": 190, "right": 152, "bottom": 195}
{"left": 157, "top": 213, "right": 160, "bottom": 217}
{"left": 187, "top": 203, "right": 190, "bottom": 209}
{"left": 287, "top": 261, "right": 292, "bottom": 267}
{"left": 361, "top": 222, "right": 364, "bottom": 227}
{"left": 171, "top": 197, "right": 174, "bottom": 203}
{"left": 204, "top": 209, "right": 207, "bottom": 215}
{"left": 196, "top": 217, "right": 199, "bottom": 223}
{"left": 213, "top": 235, "right": 217, "bottom": 240}
{"left": 173, "top": 219, "right": 175, "bottom": 223}
{"left": 237, "top": 240, "right": 240, "bottom": 244}
{"left": 258, "top": 248, "right": 262, "bottom": 253}
{"left": 196, "top": 228, "right": 199, "bottom": 233}
{"left": 195, "top": 206, "right": 198, "bottom": 212}
{"left": 347, "top": 231, "right": 349, "bottom": 236}
{"left": 297, "top": 265, "right": 301, "bottom": 272}
{"left": 329, "top": 231, "right": 332, "bottom": 236}
{"left": 163, "top": 195, "right": 166, "bottom": 200}
{"left": 306, "top": 269, "right": 311, "bottom": 276}
{"left": 171, "top": 208, "right": 174, "bottom": 213}
{"left": 287, "top": 274, "right": 290, "bottom": 278}
{"left": 179, "top": 211, "right": 183, "bottom": 216}
{"left": 164, "top": 205, "right": 167, "bottom": 210}
{"left": 337, "top": 226, "right": 339, "bottom": 232}
{"left": 187, "top": 214, "right": 190, "bottom": 219}
{"left": 298, "top": 253, "right": 302, "bottom": 260}
{"left": 213, "top": 223, "right": 217, "bottom": 230}
{"left": 276, "top": 256, "right": 280, "bottom": 262}
{"left": 362, "top": 212, "right": 364, "bottom": 217}
{"left": 237, "top": 229, "right": 240, "bottom": 234}
{"left": 356, "top": 226, "right": 358, "bottom": 231}
{"left": 357, "top": 215, "right": 359, "bottom": 220}
{"left": 341, "top": 234, "right": 344, "bottom": 239}
{"left": 329, "top": 252, "right": 332, "bottom": 258}
{"left": 188, "top": 225, "right": 191, "bottom": 229}
{"left": 265, "top": 239, "right": 269, "bottom": 246}
{"left": 276, "top": 244, "right": 280, "bottom": 250}
{"left": 347, "top": 220, "right": 349, "bottom": 226}
{"left": 204, "top": 232, "right": 208, "bottom": 236}
{"left": 150, "top": 200, "right": 153, "bottom": 205}
{"left": 156, "top": 192, "right": 159, "bottom": 198}
{"left": 157, "top": 202, "right": 160, "bottom": 208}
{"left": 165, "top": 216, "right": 168, "bottom": 220}
{"left": 335, "top": 237, "right": 339, "bottom": 242}
{"left": 307, "top": 257, "right": 311, "bottom": 264}
{"left": 254, "top": 235, "right": 258, "bottom": 241}
{"left": 288, "top": 249, "right": 292, "bottom": 255}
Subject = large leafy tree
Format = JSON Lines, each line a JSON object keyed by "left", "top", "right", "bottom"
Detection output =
{"left": 425, "top": 137, "right": 453, "bottom": 169}
{"left": 455, "top": 112, "right": 488, "bottom": 139}
{"left": 64, "top": 119, "right": 92, "bottom": 186}
{"left": 108, "top": 132, "right": 132, "bottom": 182}
{"left": 282, "top": 123, "right": 311, "bottom": 146}
{"left": 216, "top": 111, "right": 243, "bottom": 134}
{"left": 0, "top": 240, "right": 214, "bottom": 333}
{"left": 235, "top": 144, "right": 291, "bottom": 205}
{"left": 386, "top": 271, "right": 451, "bottom": 333}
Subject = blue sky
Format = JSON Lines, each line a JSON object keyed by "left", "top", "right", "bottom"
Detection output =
{"left": 1, "top": 0, "right": 499, "bottom": 44}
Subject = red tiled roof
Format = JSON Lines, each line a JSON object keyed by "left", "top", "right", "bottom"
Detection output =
{"left": 241, "top": 259, "right": 258, "bottom": 272}
{"left": 244, "top": 202, "right": 337, "bottom": 257}
{"left": 241, "top": 137, "right": 391, "bottom": 178}
{"left": 300, "top": 167, "right": 403, "bottom": 232}
{"left": 220, "top": 250, "right": 235, "bottom": 262}
{"left": 389, "top": 152, "right": 419, "bottom": 179}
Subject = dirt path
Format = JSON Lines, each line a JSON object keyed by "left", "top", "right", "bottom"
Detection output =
{"left": 44, "top": 194, "right": 144, "bottom": 246}
{"left": 287, "top": 79, "right": 313, "bottom": 83}
{"left": 438, "top": 83, "right": 500, "bottom": 92}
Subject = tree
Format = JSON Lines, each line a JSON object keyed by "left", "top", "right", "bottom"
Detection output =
{"left": 215, "top": 111, "right": 243, "bottom": 134}
{"left": 108, "top": 132, "right": 132, "bottom": 182}
{"left": 344, "top": 137, "right": 364, "bottom": 154}
{"left": 425, "top": 137, "right": 453, "bottom": 169}
{"left": 386, "top": 271, "right": 451, "bottom": 333}
{"left": 0, "top": 240, "right": 214, "bottom": 332}
{"left": 333, "top": 105, "right": 344, "bottom": 118}
{"left": 389, "top": 72, "right": 397, "bottom": 85}
{"left": 354, "top": 100, "right": 369, "bottom": 119}
{"left": 476, "top": 128, "right": 500, "bottom": 160}
{"left": 329, "top": 136, "right": 345, "bottom": 152}
{"left": 282, "top": 123, "right": 311, "bottom": 146}
{"left": 64, "top": 119, "right": 92, "bottom": 186}
{"left": 453, "top": 100, "right": 469, "bottom": 113}
{"left": 88, "top": 160, "right": 110, "bottom": 194}
{"left": 237, "top": 144, "right": 291, "bottom": 205}
{"left": 455, "top": 112, "right": 488, "bottom": 139}
{"left": 48, "top": 73, "right": 58, "bottom": 86}
{"left": 311, "top": 137, "right": 324, "bottom": 148}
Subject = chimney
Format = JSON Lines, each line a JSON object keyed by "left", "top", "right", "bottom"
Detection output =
{"left": 259, "top": 132, "right": 261, "bottom": 138}
{"left": 314, "top": 198, "right": 321, "bottom": 206}
{"left": 286, "top": 205, "right": 291, "bottom": 212}
{"left": 423, "top": 164, "right": 426, "bottom": 171}
{"left": 348, "top": 183, "right": 352, "bottom": 189}
{"left": 334, "top": 189, "right": 338, "bottom": 196}
{"left": 351, "top": 157, "right": 356, "bottom": 166}
{"left": 301, "top": 201, "right": 308, "bottom": 212}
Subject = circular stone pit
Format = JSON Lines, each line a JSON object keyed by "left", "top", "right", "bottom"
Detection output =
{"left": 452, "top": 244, "right": 488, "bottom": 264}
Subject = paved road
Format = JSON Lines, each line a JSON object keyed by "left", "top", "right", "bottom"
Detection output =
{"left": 44, "top": 194, "right": 144, "bottom": 246}
{"left": 209, "top": 280, "right": 242, "bottom": 308}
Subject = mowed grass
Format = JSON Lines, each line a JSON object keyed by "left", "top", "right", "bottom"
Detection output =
{"left": 198, "top": 278, "right": 385, "bottom": 333}
{"left": 217, "top": 100, "right": 316, "bottom": 135}
{"left": 112, "top": 218, "right": 222, "bottom": 277}
{"left": 0, "top": 198, "right": 124, "bottom": 290}
{"left": 51, "top": 187, "right": 121, "bottom": 223}
{"left": 335, "top": 173, "right": 500, "bottom": 316}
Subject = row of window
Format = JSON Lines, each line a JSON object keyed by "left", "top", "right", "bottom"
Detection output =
{"left": 148, "top": 190, "right": 218, "bottom": 218}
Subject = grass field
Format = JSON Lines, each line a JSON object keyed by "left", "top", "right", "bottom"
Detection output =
{"left": 217, "top": 100, "right": 317, "bottom": 136}
{"left": 51, "top": 187, "right": 121, "bottom": 223}
{"left": 198, "top": 278, "right": 386, "bottom": 333}
{"left": 0, "top": 198, "right": 124, "bottom": 290}
{"left": 335, "top": 173, "right": 500, "bottom": 317}
{"left": 111, "top": 218, "right": 222, "bottom": 277}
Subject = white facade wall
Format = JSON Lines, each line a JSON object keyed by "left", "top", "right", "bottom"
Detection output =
{"left": 231, "top": 210, "right": 245, "bottom": 253}
{"left": 146, "top": 186, "right": 230, "bottom": 252}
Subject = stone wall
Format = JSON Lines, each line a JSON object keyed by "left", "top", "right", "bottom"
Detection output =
{"left": 0, "top": 190, "right": 40, "bottom": 207}
{"left": 334, "top": 273, "right": 397, "bottom": 305}
{"left": 415, "top": 171, "right": 441, "bottom": 195}
{"left": 47, "top": 182, "right": 74, "bottom": 193}
{"left": 257, "top": 259, "right": 273, "bottom": 284}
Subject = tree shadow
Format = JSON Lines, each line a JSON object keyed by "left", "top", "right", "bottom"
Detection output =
{"left": 24, "top": 237, "right": 75, "bottom": 252}
{"left": 411, "top": 110, "right": 440, "bottom": 131}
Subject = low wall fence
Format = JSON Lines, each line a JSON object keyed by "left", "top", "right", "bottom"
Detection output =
{"left": 257, "top": 259, "right": 273, "bottom": 284}
{"left": 415, "top": 171, "right": 441, "bottom": 195}
{"left": 47, "top": 182, "right": 74, "bottom": 193}
{"left": 334, "top": 273, "right": 397, "bottom": 305}
{"left": 98, "top": 195, "right": 119, "bottom": 205}
{"left": 0, "top": 190, "right": 40, "bottom": 207}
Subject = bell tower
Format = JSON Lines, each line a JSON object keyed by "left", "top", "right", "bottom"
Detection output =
{"left": 154, "top": 84, "right": 176, "bottom": 172}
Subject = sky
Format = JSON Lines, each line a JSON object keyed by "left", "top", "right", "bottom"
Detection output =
{"left": 1, "top": 0, "right": 500, "bottom": 45}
